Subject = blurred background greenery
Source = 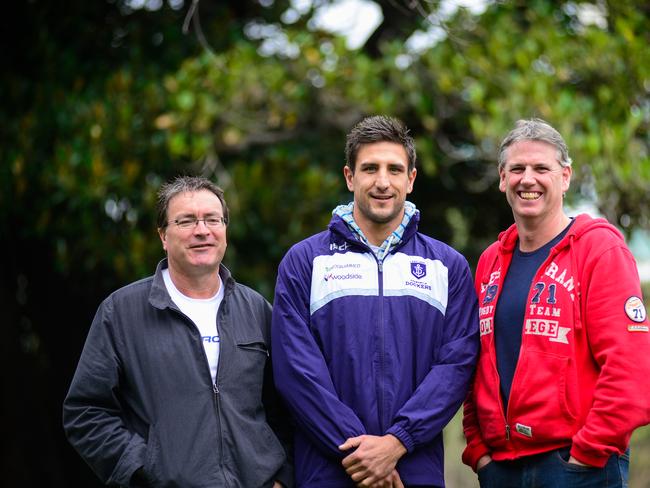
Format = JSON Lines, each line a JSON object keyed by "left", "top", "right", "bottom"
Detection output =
{"left": 2, "top": 0, "right": 649, "bottom": 485}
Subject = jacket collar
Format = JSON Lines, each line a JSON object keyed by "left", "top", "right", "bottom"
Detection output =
{"left": 328, "top": 208, "right": 420, "bottom": 255}
{"left": 148, "top": 258, "right": 235, "bottom": 310}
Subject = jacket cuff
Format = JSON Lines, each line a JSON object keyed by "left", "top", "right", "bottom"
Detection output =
{"left": 569, "top": 442, "right": 611, "bottom": 468}
{"left": 385, "top": 425, "right": 415, "bottom": 453}
{"left": 273, "top": 462, "right": 294, "bottom": 488}
{"left": 462, "top": 442, "right": 491, "bottom": 472}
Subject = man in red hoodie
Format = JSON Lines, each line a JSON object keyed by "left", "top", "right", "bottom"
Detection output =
{"left": 463, "top": 118, "right": 650, "bottom": 487}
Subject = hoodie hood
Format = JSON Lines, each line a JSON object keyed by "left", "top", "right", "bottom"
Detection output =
{"left": 496, "top": 213, "right": 625, "bottom": 254}
{"left": 494, "top": 213, "right": 625, "bottom": 331}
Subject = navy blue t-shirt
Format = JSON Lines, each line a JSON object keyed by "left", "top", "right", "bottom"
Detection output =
{"left": 494, "top": 220, "right": 574, "bottom": 412}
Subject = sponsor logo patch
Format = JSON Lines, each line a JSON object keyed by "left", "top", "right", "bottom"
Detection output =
{"left": 324, "top": 272, "right": 362, "bottom": 282}
{"left": 410, "top": 261, "right": 426, "bottom": 279}
{"left": 329, "top": 242, "right": 348, "bottom": 252}
{"left": 624, "top": 296, "right": 647, "bottom": 323}
{"left": 515, "top": 423, "right": 532, "bottom": 438}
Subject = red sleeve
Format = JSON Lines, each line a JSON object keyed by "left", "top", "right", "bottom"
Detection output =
{"left": 462, "top": 383, "right": 491, "bottom": 471}
{"left": 462, "top": 249, "right": 493, "bottom": 471}
{"left": 571, "top": 243, "right": 650, "bottom": 466}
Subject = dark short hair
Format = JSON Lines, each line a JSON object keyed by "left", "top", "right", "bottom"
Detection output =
{"left": 498, "top": 118, "right": 572, "bottom": 170}
{"left": 157, "top": 176, "right": 229, "bottom": 228}
{"left": 345, "top": 115, "right": 416, "bottom": 172}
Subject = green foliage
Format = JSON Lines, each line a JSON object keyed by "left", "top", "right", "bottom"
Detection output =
{"left": 421, "top": 1, "right": 650, "bottom": 232}
{"left": 4, "top": 1, "right": 650, "bottom": 485}
{"left": 7, "top": 1, "right": 650, "bottom": 297}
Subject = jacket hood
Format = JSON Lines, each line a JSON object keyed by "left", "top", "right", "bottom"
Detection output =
{"left": 328, "top": 210, "right": 420, "bottom": 251}
{"left": 493, "top": 213, "right": 625, "bottom": 331}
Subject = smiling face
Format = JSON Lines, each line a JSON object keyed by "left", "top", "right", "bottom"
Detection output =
{"left": 344, "top": 141, "right": 416, "bottom": 244}
{"left": 158, "top": 189, "right": 227, "bottom": 279}
{"left": 499, "top": 139, "right": 571, "bottom": 224}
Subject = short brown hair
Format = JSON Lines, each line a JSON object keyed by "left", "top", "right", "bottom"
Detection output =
{"left": 345, "top": 115, "right": 416, "bottom": 172}
{"left": 157, "top": 176, "right": 229, "bottom": 228}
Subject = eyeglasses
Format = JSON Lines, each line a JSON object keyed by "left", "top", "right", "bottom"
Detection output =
{"left": 165, "top": 216, "right": 227, "bottom": 229}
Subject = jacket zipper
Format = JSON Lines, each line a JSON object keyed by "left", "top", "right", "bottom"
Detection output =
{"left": 377, "top": 257, "right": 385, "bottom": 428}
{"left": 213, "top": 301, "right": 231, "bottom": 487}
{"left": 495, "top": 248, "right": 562, "bottom": 443}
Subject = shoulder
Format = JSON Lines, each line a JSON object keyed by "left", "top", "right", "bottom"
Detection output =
{"left": 571, "top": 215, "right": 627, "bottom": 254}
{"left": 279, "top": 229, "right": 334, "bottom": 274}
{"left": 284, "top": 229, "right": 332, "bottom": 257}
{"left": 105, "top": 275, "right": 154, "bottom": 306}
{"left": 412, "top": 232, "right": 470, "bottom": 268}
{"left": 230, "top": 281, "right": 269, "bottom": 307}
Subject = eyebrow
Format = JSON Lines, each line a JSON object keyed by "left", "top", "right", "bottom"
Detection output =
{"left": 173, "top": 211, "right": 222, "bottom": 218}
{"left": 358, "top": 161, "right": 406, "bottom": 168}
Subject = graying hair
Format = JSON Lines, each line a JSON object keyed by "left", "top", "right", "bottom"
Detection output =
{"left": 157, "top": 176, "right": 229, "bottom": 228}
{"left": 498, "top": 118, "right": 572, "bottom": 170}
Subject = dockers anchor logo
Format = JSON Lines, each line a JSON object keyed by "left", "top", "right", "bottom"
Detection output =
{"left": 410, "top": 262, "right": 426, "bottom": 279}
{"left": 524, "top": 319, "right": 570, "bottom": 344}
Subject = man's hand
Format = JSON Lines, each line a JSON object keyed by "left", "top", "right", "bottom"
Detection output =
{"left": 476, "top": 454, "right": 492, "bottom": 471}
{"left": 568, "top": 456, "right": 591, "bottom": 467}
{"left": 339, "top": 434, "right": 407, "bottom": 486}
{"left": 354, "top": 469, "right": 404, "bottom": 488}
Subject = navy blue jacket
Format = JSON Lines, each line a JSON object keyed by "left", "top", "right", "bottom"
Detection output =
{"left": 63, "top": 260, "right": 292, "bottom": 487}
{"left": 272, "top": 214, "right": 479, "bottom": 487}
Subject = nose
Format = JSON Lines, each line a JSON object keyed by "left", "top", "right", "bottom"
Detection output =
{"left": 520, "top": 167, "right": 536, "bottom": 185}
{"left": 193, "top": 219, "right": 210, "bottom": 234}
{"left": 374, "top": 169, "right": 390, "bottom": 190}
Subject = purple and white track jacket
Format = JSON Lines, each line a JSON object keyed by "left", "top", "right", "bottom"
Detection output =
{"left": 272, "top": 213, "right": 479, "bottom": 487}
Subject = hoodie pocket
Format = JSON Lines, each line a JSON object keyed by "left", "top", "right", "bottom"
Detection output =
{"left": 474, "top": 352, "right": 506, "bottom": 447}
{"left": 508, "top": 350, "right": 577, "bottom": 443}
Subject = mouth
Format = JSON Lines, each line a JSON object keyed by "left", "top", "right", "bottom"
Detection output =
{"left": 189, "top": 243, "right": 215, "bottom": 250}
{"left": 370, "top": 194, "right": 393, "bottom": 201}
{"left": 518, "top": 191, "right": 541, "bottom": 200}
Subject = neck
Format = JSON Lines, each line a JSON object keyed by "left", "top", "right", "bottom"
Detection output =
{"left": 168, "top": 265, "right": 221, "bottom": 299}
{"left": 353, "top": 209, "right": 403, "bottom": 247}
{"left": 515, "top": 212, "right": 570, "bottom": 252}
{"left": 362, "top": 224, "right": 394, "bottom": 246}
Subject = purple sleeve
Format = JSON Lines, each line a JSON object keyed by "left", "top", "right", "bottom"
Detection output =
{"left": 271, "top": 246, "right": 366, "bottom": 458}
{"left": 387, "top": 255, "right": 479, "bottom": 451}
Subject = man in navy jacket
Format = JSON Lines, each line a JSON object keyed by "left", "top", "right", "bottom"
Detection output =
{"left": 272, "top": 116, "right": 479, "bottom": 487}
{"left": 64, "top": 176, "right": 292, "bottom": 487}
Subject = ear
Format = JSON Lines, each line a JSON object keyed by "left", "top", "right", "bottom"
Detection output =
{"left": 498, "top": 167, "right": 506, "bottom": 193}
{"left": 562, "top": 165, "right": 572, "bottom": 193}
{"left": 158, "top": 227, "right": 168, "bottom": 251}
{"left": 343, "top": 165, "right": 354, "bottom": 192}
{"left": 406, "top": 168, "right": 417, "bottom": 194}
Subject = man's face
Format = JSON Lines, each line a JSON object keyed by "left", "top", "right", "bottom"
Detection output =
{"left": 499, "top": 139, "right": 571, "bottom": 223}
{"left": 158, "top": 190, "right": 227, "bottom": 278}
{"left": 344, "top": 141, "right": 416, "bottom": 235}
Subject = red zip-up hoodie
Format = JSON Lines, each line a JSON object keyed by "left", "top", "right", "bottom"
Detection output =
{"left": 463, "top": 214, "right": 650, "bottom": 470}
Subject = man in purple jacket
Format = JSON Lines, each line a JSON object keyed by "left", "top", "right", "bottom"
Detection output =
{"left": 272, "top": 115, "right": 479, "bottom": 487}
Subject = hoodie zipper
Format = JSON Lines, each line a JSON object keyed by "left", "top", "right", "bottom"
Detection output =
{"left": 496, "top": 241, "right": 569, "bottom": 443}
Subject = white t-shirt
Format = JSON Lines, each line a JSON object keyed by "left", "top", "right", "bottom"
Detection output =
{"left": 162, "top": 269, "right": 224, "bottom": 383}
